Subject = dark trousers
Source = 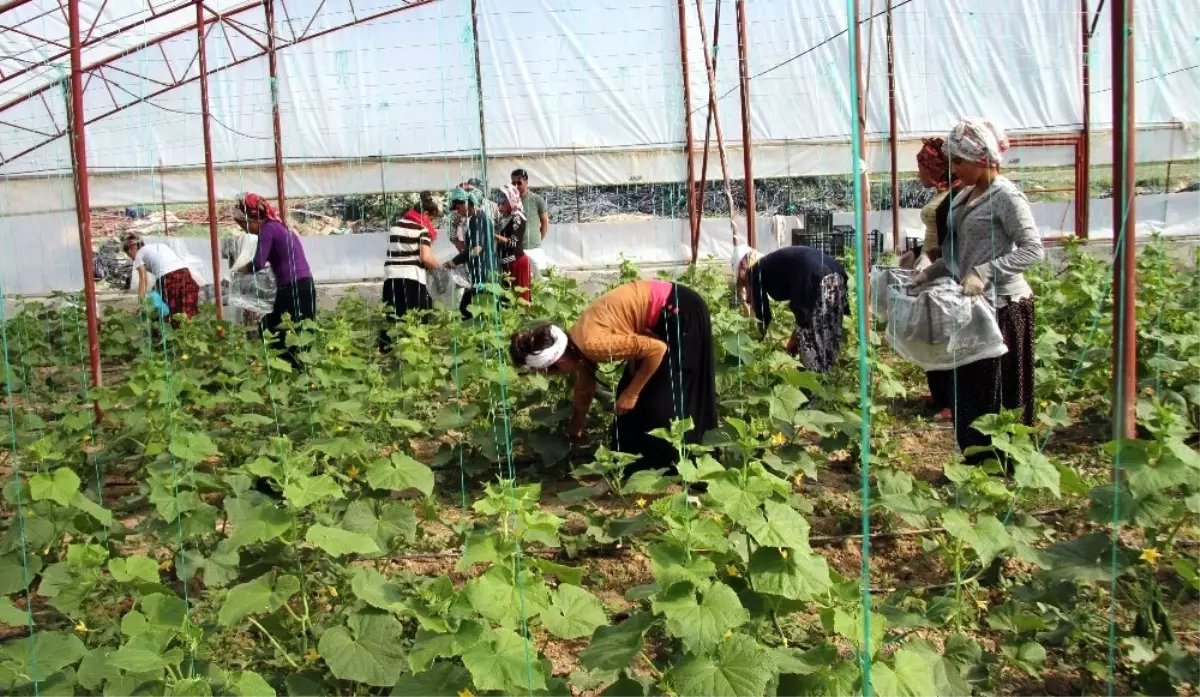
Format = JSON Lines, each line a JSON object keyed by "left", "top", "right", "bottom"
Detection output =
{"left": 261, "top": 277, "right": 317, "bottom": 369}
{"left": 378, "top": 278, "right": 432, "bottom": 352}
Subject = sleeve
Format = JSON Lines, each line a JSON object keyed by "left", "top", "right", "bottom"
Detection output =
{"left": 251, "top": 227, "right": 273, "bottom": 272}
{"left": 748, "top": 270, "right": 773, "bottom": 331}
{"left": 923, "top": 205, "right": 939, "bottom": 251}
{"left": 131, "top": 249, "right": 147, "bottom": 270}
{"left": 573, "top": 321, "right": 667, "bottom": 365}
{"left": 972, "top": 189, "right": 1045, "bottom": 281}
{"left": 419, "top": 232, "right": 432, "bottom": 246}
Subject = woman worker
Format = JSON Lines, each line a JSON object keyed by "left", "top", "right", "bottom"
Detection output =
{"left": 509, "top": 279, "right": 717, "bottom": 471}
{"left": 379, "top": 194, "right": 441, "bottom": 351}
{"left": 495, "top": 183, "right": 531, "bottom": 303}
{"left": 234, "top": 193, "right": 316, "bottom": 367}
{"left": 123, "top": 234, "right": 201, "bottom": 321}
{"left": 444, "top": 186, "right": 497, "bottom": 319}
{"left": 910, "top": 118, "right": 1043, "bottom": 466}
{"left": 733, "top": 244, "right": 849, "bottom": 373}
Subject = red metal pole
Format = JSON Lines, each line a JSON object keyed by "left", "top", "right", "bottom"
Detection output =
{"left": 67, "top": 0, "right": 102, "bottom": 417}
{"left": 695, "top": 0, "right": 722, "bottom": 258}
{"left": 196, "top": 0, "right": 222, "bottom": 320}
{"left": 853, "top": 0, "right": 870, "bottom": 325}
{"left": 734, "top": 0, "right": 755, "bottom": 249}
{"left": 1111, "top": 0, "right": 1136, "bottom": 440}
{"left": 885, "top": 0, "right": 899, "bottom": 252}
{"left": 264, "top": 0, "right": 286, "bottom": 220}
{"left": 1076, "top": 0, "right": 1091, "bottom": 239}
{"left": 677, "top": 0, "right": 699, "bottom": 263}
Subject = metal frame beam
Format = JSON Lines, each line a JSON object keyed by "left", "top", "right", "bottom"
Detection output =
{"left": 66, "top": 0, "right": 102, "bottom": 417}
{"left": 264, "top": 0, "right": 286, "bottom": 219}
{"left": 734, "top": 0, "right": 754, "bottom": 248}
{"left": 1111, "top": 0, "right": 1136, "bottom": 440}
{"left": 885, "top": 0, "right": 899, "bottom": 252}
{"left": 852, "top": 0, "right": 870, "bottom": 325}
{"left": 1076, "top": 0, "right": 1091, "bottom": 239}
{"left": 196, "top": 0, "right": 222, "bottom": 319}
{"left": 676, "top": 0, "right": 698, "bottom": 263}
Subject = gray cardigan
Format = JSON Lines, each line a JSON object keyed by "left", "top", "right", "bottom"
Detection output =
{"left": 927, "top": 175, "right": 1044, "bottom": 303}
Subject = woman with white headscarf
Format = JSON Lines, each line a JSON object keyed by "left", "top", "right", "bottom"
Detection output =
{"left": 508, "top": 280, "right": 717, "bottom": 473}
{"left": 733, "top": 243, "right": 848, "bottom": 373}
{"left": 495, "top": 183, "right": 531, "bottom": 303}
{"left": 911, "top": 118, "right": 1044, "bottom": 468}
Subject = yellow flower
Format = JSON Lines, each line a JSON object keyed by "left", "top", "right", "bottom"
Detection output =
{"left": 304, "top": 649, "right": 320, "bottom": 663}
{"left": 770, "top": 433, "right": 787, "bottom": 447}
{"left": 792, "top": 473, "right": 803, "bottom": 486}
{"left": 1040, "top": 400, "right": 1049, "bottom": 408}
{"left": 458, "top": 690, "right": 474, "bottom": 697}
{"left": 636, "top": 497, "right": 647, "bottom": 508}
{"left": 976, "top": 600, "right": 988, "bottom": 610}
{"left": 722, "top": 630, "right": 733, "bottom": 641}
{"left": 780, "top": 549, "right": 789, "bottom": 560}
{"left": 347, "top": 465, "right": 361, "bottom": 480}
{"left": 1140, "top": 547, "right": 1161, "bottom": 566}
{"left": 74, "top": 620, "right": 88, "bottom": 633}
{"left": 327, "top": 586, "right": 339, "bottom": 598}
{"left": 159, "top": 559, "right": 172, "bottom": 571}
{"left": 726, "top": 565, "right": 740, "bottom": 578}
{"left": 181, "top": 354, "right": 189, "bottom": 360}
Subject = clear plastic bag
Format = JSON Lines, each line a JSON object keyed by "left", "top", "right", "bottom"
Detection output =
{"left": 870, "top": 267, "right": 1008, "bottom": 371}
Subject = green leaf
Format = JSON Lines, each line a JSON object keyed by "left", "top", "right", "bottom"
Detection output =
{"left": 461, "top": 628, "right": 546, "bottom": 694}
{"left": 318, "top": 612, "right": 406, "bottom": 687}
{"left": 0, "top": 631, "right": 86, "bottom": 678}
{"left": 653, "top": 581, "right": 748, "bottom": 653}
{"left": 29, "top": 468, "right": 81, "bottom": 507}
{"left": 1001, "top": 641, "right": 1047, "bottom": 676}
{"left": 1043, "top": 533, "right": 1116, "bottom": 583}
{"left": 77, "top": 648, "right": 120, "bottom": 691}
{"left": 0, "top": 552, "right": 42, "bottom": 595}
{"left": 769, "top": 385, "right": 807, "bottom": 422}
{"left": 225, "top": 498, "right": 293, "bottom": 549}
{"left": 541, "top": 584, "right": 607, "bottom": 640}
{"left": 0, "top": 597, "right": 30, "bottom": 627}
{"left": 621, "top": 469, "right": 671, "bottom": 495}
{"left": 282, "top": 474, "right": 343, "bottom": 508}
{"left": 649, "top": 542, "right": 716, "bottom": 589}
{"left": 109, "top": 645, "right": 167, "bottom": 673}
{"left": 171, "top": 678, "right": 213, "bottom": 697}
{"left": 305, "top": 524, "right": 381, "bottom": 557}
{"left": 1013, "top": 452, "right": 1061, "bottom": 497}
{"left": 218, "top": 572, "right": 301, "bottom": 626}
{"left": 465, "top": 567, "right": 549, "bottom": 629}
{"left": 349, "top": 567, "right": 408, "bottom": 613}
{"left": 109, "top": 556, "right": 160, "bottom": 585}
{"left": 531, "top": 558, "right": 583, "bottom": 587}
{"left": 579, "top": 613, "right": 653, "bottom": 672}
{"left": 742, "top": 500, "right": 811, "bottom": 550}
{"left": 168, "top": 431, "right": 220, "bottom": 463}
{"left": 141, "top": 593, "right": 188, "bottom": 629}
{"left": 226, "top": 670, "right": 277, "bottom": 697}
{"left": 669, "top": 634, "right": 773, "bottom": 697}
{"left": 366, "top": 453, "right": 434, "bottom": 496}
{"left": 940, "top": 510, "right": 1011, "bottom": 567}
{"left": 871, "top": 646, "right": 939, "bottom": 697}
{"left": 340, "top": 500, "right": 417, "bottom": 554}
{"left": 826, "top": 607, "right": 888, "bottom": 656}
{"left": 748, "top": 547, "right": 831, "bottom": 601}
{"left": 391, "top": 663, "right": 471, "bottom": 697}
{"left": 70, "top": 492, "right": 113, "bottom": 527}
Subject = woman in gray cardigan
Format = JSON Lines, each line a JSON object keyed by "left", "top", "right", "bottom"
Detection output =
{"left": 911, "top": 118, "right": 1044, "bottom": 468}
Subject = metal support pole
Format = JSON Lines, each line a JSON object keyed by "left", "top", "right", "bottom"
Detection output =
{"left": 196, "top": 0, "right": 223, "bottom": 320}
{"left": 734, "top": 0, "right": 755, "bottom": 248}
{"left": 1076, "top": 0, "right": 1091, "bottom": 239}
{"left": 696, "top": 0, "right": 722, "bottom": 257}
{"left": 67, "top": 0, "right": 103, "bottom": 418}
{"left": 852, "top": 0, "right": 870, "bottom": 325}
{"left": 264, "top": 0, "right": 286, "bottom": 220}
{"left": 885, "top": 0, "right": 899, "bottom": 251}
{"left": 677, "top": 0, "right": 699, "bottom": 263}
{"left": 469, "top": 0, "right": 488, "bottom": 183}
{"left": 1111, "top": 0, "right": 1136, "bottom": 440}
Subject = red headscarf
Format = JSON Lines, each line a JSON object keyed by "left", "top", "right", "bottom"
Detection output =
{"left": 236, "top": 192, "right": 281, "bottom": 222}
{"left": 916, "top": 137, "right": 956, "bottom": 192}
{"left": 401, "top": 208, "right": 438, "bottom": 241}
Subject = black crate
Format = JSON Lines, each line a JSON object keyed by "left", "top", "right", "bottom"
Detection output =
{"left": 806, "top": 211, "right": 833, "bottom": 237}
{"left": 792, "top": 229, "right": 846, "bottom": 257}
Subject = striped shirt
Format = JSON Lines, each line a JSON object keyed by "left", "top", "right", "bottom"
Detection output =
{"left": 385, "top": 218, "right": 431, "bottom": 283}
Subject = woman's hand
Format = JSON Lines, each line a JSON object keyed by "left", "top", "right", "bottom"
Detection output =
{"left": 615, "top": 389, "right": 639, "bottom": 415}
{"left": 961, "top": 269, "right": 986, "bottom": 296}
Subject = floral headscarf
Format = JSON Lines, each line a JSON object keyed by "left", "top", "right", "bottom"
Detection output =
{"left": 498, "top": 183, "right": 526, "bottom": 224}
{"left": 449, "top": 185, "right": 481, "bottom": 209}
{"left": 945, "top": 118, "right": 1010, "bottom": 167}
{"left": 917, "top": 137, "right": 955, "bottom": 191}
{"left": 234, "top": 192, "right": 281, "bottom": 222}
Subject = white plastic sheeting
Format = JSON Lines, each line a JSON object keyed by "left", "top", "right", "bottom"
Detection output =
{"left": 3, "top": 0, "right": 1199, "bottom": 184}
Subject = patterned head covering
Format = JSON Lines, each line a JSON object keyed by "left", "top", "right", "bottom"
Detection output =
{"left": 945, "top": 118, "right": 1010, "bottom": 167}
{"left": 917, "top": 137, "right": 954, "bottom": 191}
{"left": 234, "top": 192, "right": 281, "bottom": 222}
{"left": 498, "top": 183, "right": 526, "bottom": 224}
{"left": 732, "top": 244, "right": 759, "bottom": 277}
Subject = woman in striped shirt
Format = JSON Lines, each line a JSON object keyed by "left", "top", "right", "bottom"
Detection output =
{"left": 379, "top": 195, "right": 442, "bottom": 352}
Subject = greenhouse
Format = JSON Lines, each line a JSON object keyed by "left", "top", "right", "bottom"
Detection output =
{"left": 0, "top": 0, "right": 1198, "bottom": 695}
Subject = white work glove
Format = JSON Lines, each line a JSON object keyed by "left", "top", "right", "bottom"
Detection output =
{"left": 961, "top": 269, "right": 987, "bottom": 296}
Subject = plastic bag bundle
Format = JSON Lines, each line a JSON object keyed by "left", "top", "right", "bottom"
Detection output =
{"left": 427, "top": 267, "right": 470, "bottom": 310}
{"left": 222, "top": 233, "right": 276, "bottom": 318}
{"left": 870, "top": 267, "right": 1008, "bottom": 371}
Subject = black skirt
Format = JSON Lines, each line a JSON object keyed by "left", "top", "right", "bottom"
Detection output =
{"left": 378, "top": 278, "right": 433, "bottom": 351}
{"left": 261, "top": 277, "right": 317, "bottom": 368}
{"left": 612, "top": 283, "right": 718, "bottom": 472}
